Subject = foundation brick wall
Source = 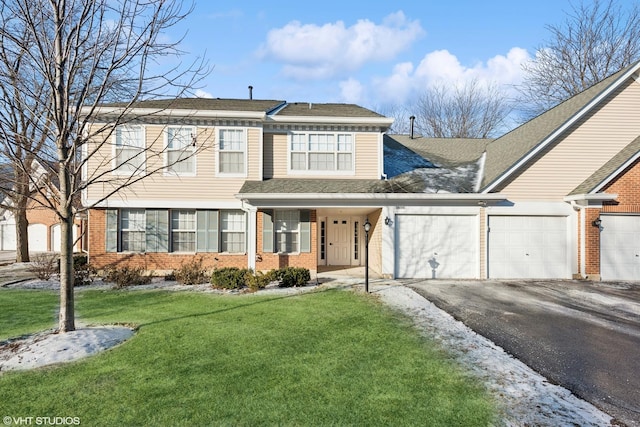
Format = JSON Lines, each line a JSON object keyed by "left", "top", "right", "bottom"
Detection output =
{"left": 88, "top": 208, "right": 247, "bottom": 272}
{"left": 89, "top": 208, "right": 319, "bottom": 274}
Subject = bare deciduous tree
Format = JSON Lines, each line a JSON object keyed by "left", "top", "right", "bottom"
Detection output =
{"left": 412, "top": 79, "right": 511, "bottom": 138}
{"left": 518, "top": 0, "right": 640, "bottom": 117}
{"left": 0, "top": 0, "right": 209, "bottom": 332}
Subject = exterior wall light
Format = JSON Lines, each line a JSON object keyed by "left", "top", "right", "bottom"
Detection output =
{"left": 592, "top": 218, "right": 602, "bottom": 227}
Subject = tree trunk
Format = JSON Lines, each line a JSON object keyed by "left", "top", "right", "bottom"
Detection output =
{"left": 58, "top": 213, "right": 74, "bottom": 332}
{"left": 58, "top": 164, "right": 75, "bottom": 332}
{"left": 14, "top": 207, "right": 29, "bottom": 263}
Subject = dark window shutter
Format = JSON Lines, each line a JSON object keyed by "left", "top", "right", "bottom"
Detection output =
{"left": 262, "top": 210, "right": 274, "bottom": 253}
{"left": 106, "top": 209, "right": 118, "bottom": 252}
{"left": 197, "top": 210, "right": 219, "bottom": 252}
{"left": 300, "top": 210, "right": 311, "bottom": 253}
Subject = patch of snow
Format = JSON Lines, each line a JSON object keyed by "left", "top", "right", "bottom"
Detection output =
{"left": 0, "top": 326, "right": 134, "bottom": 373}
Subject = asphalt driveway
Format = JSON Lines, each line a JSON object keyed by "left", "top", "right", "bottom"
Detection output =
{"left": 407, "top": 279, "right": 640, "bottom": 427}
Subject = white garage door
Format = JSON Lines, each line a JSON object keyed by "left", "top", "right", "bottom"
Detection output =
{"left": 488, "top": 216, "right": 569, "bottom": 279}
{"left": 28, "top": 223, "right": 48, "bottom": 252}
{"left": 600, "top": 215, "right": 640, "bottom": 280}
{"left": 0, "top": 223, "right": 16, "bottom": 250}
{"left": 395, "top": 214, "right": 477, "bottom": 279}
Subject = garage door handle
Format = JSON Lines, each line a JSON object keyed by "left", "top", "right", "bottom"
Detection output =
{"left": 329, "top": 243, "right": 332, "bottom": 246}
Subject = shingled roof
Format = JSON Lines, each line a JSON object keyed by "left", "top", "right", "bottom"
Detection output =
{"left": 277, "top": 102, "right": 386, "bottom": 118}
{"left": 385, "top": 135, "right": 490, "bottom": 168}
{"left": 481, "top": 62, "right": 640, "bottom": 192}
{"left": 102, "top": 98, "right": 286, "bottom": 113}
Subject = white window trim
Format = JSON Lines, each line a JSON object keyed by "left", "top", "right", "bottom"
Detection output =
{"left": 220, "top": 210, "right": 247, "bottom": 254}
{"left": 120, "top": 209, "right": 146, "bottom": 252}
{"left": 170, "top": 209, "right": 197, "bottom": 253}
{"left": 216, "top": 127, "right": 248, "bottom": 178}
{"left": 112, "top": 125, "right": 146, "bottom": 176}
{"left": 287, "top": 132, "right": 356, "bottom": 176}
{"left": 164, "top": 125, "right": 197, "bottom": 177}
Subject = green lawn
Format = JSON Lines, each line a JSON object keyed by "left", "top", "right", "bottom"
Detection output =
{"left": 0, "top": 288, "right": 495, "bottom": 426}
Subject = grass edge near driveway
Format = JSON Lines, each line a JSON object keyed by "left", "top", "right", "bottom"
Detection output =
{"left": 0, "top": 288, "right": 496, "bottom": 426}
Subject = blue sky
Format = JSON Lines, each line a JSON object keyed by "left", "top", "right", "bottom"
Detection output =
{"left": 170, "top": 1, "right": 635, "bottom": 110}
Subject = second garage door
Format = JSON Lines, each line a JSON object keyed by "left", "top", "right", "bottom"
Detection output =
{"left": 395, "top": 214, "right": 477, "bottom": 279}
{"left": 600, "top": 214, "right": 640, "bottom": 280}
{"left": 488, "top": 215, "right": 570, "bottom": 279}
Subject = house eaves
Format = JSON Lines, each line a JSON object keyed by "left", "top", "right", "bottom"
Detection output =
{"left": 236, "top": 191, "right": 505, "bottom": 208}
{"left": 266, "top": 115, "right": 394, "bottom": 126}
{"left": 481, "top": 60, "right": 640, "bottom": 193}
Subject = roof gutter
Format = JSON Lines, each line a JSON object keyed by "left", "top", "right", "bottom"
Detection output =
{"left": 266, "top": 115, "right": 394, "bottom": 126}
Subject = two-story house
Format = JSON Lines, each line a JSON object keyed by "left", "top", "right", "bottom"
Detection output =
{"left": 84, "top": 99, "right": 397, "bottom": 275}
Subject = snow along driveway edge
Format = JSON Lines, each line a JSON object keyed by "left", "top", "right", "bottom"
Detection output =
{"left": 373, "top": 283, "right": 613, "bottom": 427}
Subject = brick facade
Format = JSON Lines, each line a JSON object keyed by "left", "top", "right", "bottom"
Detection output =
{"left": 88, "top": 208, "right": 319, "bottom": 274}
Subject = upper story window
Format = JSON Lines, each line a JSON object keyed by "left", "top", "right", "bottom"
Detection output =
{"left": 166, "top": 126, "right": 195, "bottom": 175}
{"left": 114, "top": 125, "right": 145, "bottom": 175}
{"left": 218, "top": 128, "right": 246, "bottom": 176}
{"left": 290, "top": 133, "right": 354, "bottom": 173}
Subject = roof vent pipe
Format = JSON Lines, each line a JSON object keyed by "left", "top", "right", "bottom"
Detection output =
{"left": 410, "top": 115, "right": 415, "bottom": 139}
{"left": 248, "top": 85, "right": 253, "bottom": 100}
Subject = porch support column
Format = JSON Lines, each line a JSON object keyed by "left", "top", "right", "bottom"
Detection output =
{"left": 245, "top": 204, "right": 258, "bottom": 271}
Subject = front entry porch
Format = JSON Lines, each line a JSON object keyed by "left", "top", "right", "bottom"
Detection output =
{"left": 316, "top": 208, "right": 381, "bottom": 270}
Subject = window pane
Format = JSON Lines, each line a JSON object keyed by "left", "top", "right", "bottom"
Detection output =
{"left": 337, "top": 134, "right": 352, "bottom": 151}
{"left": 221, "top": 210, "right": 246, "bottom": 253}
{"left": 168, "top": 127, "right": 192, "bottom": 149}
{"left": 220, "top": 129, "right": 244, "bottom": 151}
{"left": 220, "top": 152, "right": 244, "bottom": 173}
{"left": 277, "top": 232, "right": 298, "bottom": 253}
{"left": 168, "top": 150, "right": 194, "bottom": 173}
{"left": 309, "top": 153, "right": 334, "bottom": 170}
{"left": 171, "top": 210, "right": 195, "bottom": 252}
{"left": 309, "top": 134, "right": 334, "bottom": 151}
{"left": 291, "top": 152, "right": 306, "bottom": 170}
{"left": 121, "top": 209, "right": 146, "bottom": 252}
{"left": 116, "top": 126, "right": 144, "bottom": 148}
{"left": 291, "top": 134, "right": 306, "bottom": 151}
{"left": 337, "top": 153, "right": 352, "bottom": 171}
{"left": 116, "top": 126, "right": 144, "bottom": 172}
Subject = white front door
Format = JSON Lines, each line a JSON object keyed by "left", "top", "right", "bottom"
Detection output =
{"left": 328, "top": 217, "right": 351, "bottom": 265}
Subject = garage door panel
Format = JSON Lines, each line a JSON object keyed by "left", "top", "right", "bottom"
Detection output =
{"left": 600, "top": 215, "right": 640, "bottom": 280}
{"left": 488, "top": 215, "right": 569, "bottom": 279}
{"left": 395, "top": 215, "right": 477, "bottom": 279}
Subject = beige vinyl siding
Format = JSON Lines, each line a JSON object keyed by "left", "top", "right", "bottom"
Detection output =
{"left": 85, "top": 125, "right": 261, "bottom": 204}
{"left": 502, "top": 79, "right": 640, "bottom": 200}
{"left": 268, "top": 131, "right": 380, "bottom": 179}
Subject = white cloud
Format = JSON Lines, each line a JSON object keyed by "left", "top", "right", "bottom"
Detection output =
{"left": 195, "top": 89, "right": 213, "bottom": 98}
{"left": 372, "top": 47, "right": 531, "bottom": 105}
{"left": 339, "top": 78, "right": 365, "bottom": 104}
{"left": 258, "top": 11, "right": 424, "bottom": 80}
